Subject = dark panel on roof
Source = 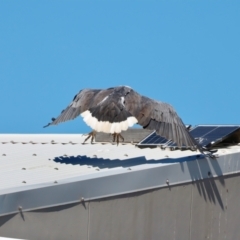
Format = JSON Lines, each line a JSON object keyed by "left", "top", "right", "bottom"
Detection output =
{"left": 139, "top": 131, "right": 169, "bottom": 145}
{"left": 138, "top": 125, "right": 240, "bottom": 149}
{"left": 194, "top": 126, "right": 240, "bottom": 147}
{"left": 190, "top": 126, "right": 217, "bottom": 139}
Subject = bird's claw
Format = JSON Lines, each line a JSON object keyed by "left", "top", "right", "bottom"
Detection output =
{"left": 201, "top": 148, "right": 218, "bottom": 159}
{"left": 112, "top": 133, "right": 124, "bottom": 145}
{"left": 83, "top": 131, "right": 96, "bottom": 144}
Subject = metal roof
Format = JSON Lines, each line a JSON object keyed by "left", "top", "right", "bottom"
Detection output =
{"left": 1, "top": 133, "right": 240, "bottom": 217}
{"left": 0, "top": 134, "right": 196, "bottom": 189}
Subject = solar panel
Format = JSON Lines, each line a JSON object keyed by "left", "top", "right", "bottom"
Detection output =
{"left": 139, "top": 131, "right": 170, "bottom": 146}
{"left": 139, "top": 125, "right": 191, "bottom": 147}
{"left": 166, "top": 126, "right": 219, "bottom": 148}
{"left": 137, "top": 125, "right": 240, "bottom": 148}
{"left": 191, "top": 125, "right": 240, "bottom": 147}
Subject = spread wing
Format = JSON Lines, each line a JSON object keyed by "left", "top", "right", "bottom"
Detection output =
{"left": 45, "top": 86, "right": 198, "bottom": 150}
{"left": 125, "top": 89, "right": 197, "bottom": 149}
{"left": 44, "top": 88, "right": 114, "bottom": 127}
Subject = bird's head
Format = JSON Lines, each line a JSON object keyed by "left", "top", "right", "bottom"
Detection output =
{"left": 115, "top": 86, "right": 132, "bottom": 96}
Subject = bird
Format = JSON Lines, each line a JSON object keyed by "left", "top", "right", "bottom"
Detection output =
{"left": 44, "top": 86, "right": 200, "bottom": 151}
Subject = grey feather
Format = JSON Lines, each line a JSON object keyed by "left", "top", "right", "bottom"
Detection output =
{"left": 44, "top": 88, "right": 113, "bottom": 126}
{"left": 124, "top": 88, "right": 198, "bottom": 149}
{"left": 45, "top": 86, "right": 198, "bottom": 150}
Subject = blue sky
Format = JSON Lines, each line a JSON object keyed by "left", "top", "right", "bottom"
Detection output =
{"left": 0, "top": 1, "right": 239, "bottom": 134}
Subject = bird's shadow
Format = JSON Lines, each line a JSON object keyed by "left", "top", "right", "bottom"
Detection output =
{"left": 53, "top": 154, "right": 225, "bottom": 210}
{"left": 53, "top": 154, "right": 199, "bottom": 169}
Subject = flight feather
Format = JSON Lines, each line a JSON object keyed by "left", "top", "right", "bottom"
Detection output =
{"left": 45, "top": 86, "right": 197, "bottom": 149}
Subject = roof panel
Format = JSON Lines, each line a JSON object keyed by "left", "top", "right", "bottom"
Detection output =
{"left": 1, "top": 133, "right": 240, "bottom": 216}
{"left": 0, "top": 133, "right": 204, "bottom": 191}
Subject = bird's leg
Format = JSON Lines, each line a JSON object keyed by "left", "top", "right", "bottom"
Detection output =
{"left": 201, "top": 146, "right": 218, "bottom": 159}
{"left": 117, "top": 133, "right": 124, "bottom": 144}
{"left": 83, "top": 130, "right": 97, "bottom": 144}
{"left": 112, "top": 133, "right": 116, "bottom": 143}
{"left": 112, "top": 133, "right": 124, "bottom": 145}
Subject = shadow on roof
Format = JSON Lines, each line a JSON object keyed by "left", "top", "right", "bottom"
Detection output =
{"left": 53, "top": 154, "right": 225, "bottom": 209}
{"left": 53, "top": 154, "right": 202, "bottom": 169}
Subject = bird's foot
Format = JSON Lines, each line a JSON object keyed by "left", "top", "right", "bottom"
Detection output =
{"left": 112, "top": 133, "right": 124, "bottom": 145}
{"left": 201, "top": 147, "right": 218, "bottom": 159}
{"left": 83, "top": 131, "right": 97, "bottom": 144}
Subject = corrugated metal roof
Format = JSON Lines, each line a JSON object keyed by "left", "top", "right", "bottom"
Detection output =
{"left": 1, "top": 134, "right": 240, "bottom": 216}
{"left": 0, "top": 134, "right": 198, "bottom": 191}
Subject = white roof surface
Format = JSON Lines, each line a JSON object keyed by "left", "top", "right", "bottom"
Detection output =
{"left": 0, "top": 134, "right": 199, "bottom": 191}
{"left": 1, "top": 134, "right": 240, "bottom": 216}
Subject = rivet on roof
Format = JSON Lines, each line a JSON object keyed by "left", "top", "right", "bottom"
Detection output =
{"left": 54, "top": 181, "right": 58, "bottom": 184}
{"left": 22, "top": 168, "right": 26, "bottom": 170}
{"left": 33, "top": 154, "right": 37, "bottom": 156}
{"left": 22, "top": 181, "right": 26, "bottom": 184}
{"left": 54, "top": 168, "right": 59, "bottom": 170}
{"left": 63, "top": 154, "right": 68, "bottom": 157}
{"left": 11, "top": 141, "right": 17, "bottom": 144}
{"left": 124, "top": 154, "right": 128, "bottom": 157}
{"left": 2, "top": 154, "right": 6, "bottom": 156}
{"left": 93, "top": 155, "right": 97, "bottom": 158}
{"left": 128, "top": 168, "right": 131, "bottom": 170}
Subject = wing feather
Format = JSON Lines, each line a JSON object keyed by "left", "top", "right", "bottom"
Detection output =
{"left": 44, "top": 88, "right": 114, "bottom": 127}
{"left": 125, "top": 89, "right": 197, "bottom": 149}
{"left": 45, "top": 85, "right": 198, "bottom": 150}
